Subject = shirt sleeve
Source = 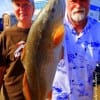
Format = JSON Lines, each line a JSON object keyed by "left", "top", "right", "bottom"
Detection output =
{"left": 52, "top": 59, "right": 70, "bottom": 100}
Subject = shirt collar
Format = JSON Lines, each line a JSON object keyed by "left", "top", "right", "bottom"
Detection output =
{"left": 64, "top": 14, "right": 97, "bottom": 36}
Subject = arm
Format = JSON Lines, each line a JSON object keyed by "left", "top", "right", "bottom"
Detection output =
{"left": 0, "top": 66, "right": 6, "bottom": 89}
{"left": 0, "top": 33, "right": 7, "bottom": 89}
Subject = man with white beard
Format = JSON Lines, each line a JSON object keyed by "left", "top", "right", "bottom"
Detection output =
{"left": 52, "top": 0, "right": 100, "bottom": 100}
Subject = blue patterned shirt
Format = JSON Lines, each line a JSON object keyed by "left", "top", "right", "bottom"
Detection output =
{"left": 52, "top": 17, "right": 100, "bottom": 100}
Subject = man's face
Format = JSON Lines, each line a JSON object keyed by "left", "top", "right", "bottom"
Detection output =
{"left": 12, "top": 0, "right": 34, "bottom": 22}
{"left": 67, "top": 0, "right": 90, "bottom": 22}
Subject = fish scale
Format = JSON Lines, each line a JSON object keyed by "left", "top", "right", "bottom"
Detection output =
{"left": 21, "top": 0, "right": 65, "bottom": 99}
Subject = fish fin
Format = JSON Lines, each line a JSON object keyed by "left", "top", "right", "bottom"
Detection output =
{"left": 52, "top": 25, "right": 64, "bottom": 46}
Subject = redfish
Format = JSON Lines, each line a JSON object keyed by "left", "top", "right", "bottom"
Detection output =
{"left": 21, "top": 0, "right": 65, "bottom": 99}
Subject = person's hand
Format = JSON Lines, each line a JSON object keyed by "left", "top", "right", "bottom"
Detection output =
{"left": 23, "top": 73, "right": 32, "bottom": 100}
{"left": 47, "top": 90, "right": 52, "bottom": 100}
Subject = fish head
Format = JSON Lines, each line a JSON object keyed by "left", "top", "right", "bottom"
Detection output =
{"left": 44, "top": 0, "right": 66, "bottom": 46}
{"left": 47, "top": 0, "right": 66, "bottom": 25}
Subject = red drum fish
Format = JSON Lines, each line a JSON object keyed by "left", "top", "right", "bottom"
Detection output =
{"left": 21, "top": 0, "right": 65, "bottom": 99}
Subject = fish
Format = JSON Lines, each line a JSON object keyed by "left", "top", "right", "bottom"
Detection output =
{"left": 21, "top": 0, "right": 65, "bottom": 99}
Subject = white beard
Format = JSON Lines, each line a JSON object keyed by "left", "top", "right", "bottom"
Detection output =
{"left": 71, "top": 8, "right": 85, "bottom": 22}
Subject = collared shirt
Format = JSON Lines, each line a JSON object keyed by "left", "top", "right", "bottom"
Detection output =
{"left": 52, "top": 17, "right": 100, "bottom": 100}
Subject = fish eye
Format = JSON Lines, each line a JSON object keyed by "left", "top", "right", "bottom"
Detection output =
{"left": 52, "top": 8, "right": 55, "bottom": 13}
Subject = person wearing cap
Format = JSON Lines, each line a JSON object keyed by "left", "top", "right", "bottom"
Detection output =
{"left": 52, "top": 0, "right": 100, "bottom": 100}
{"left": 0, "top": 0, "right": 35, "bottom": 99}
